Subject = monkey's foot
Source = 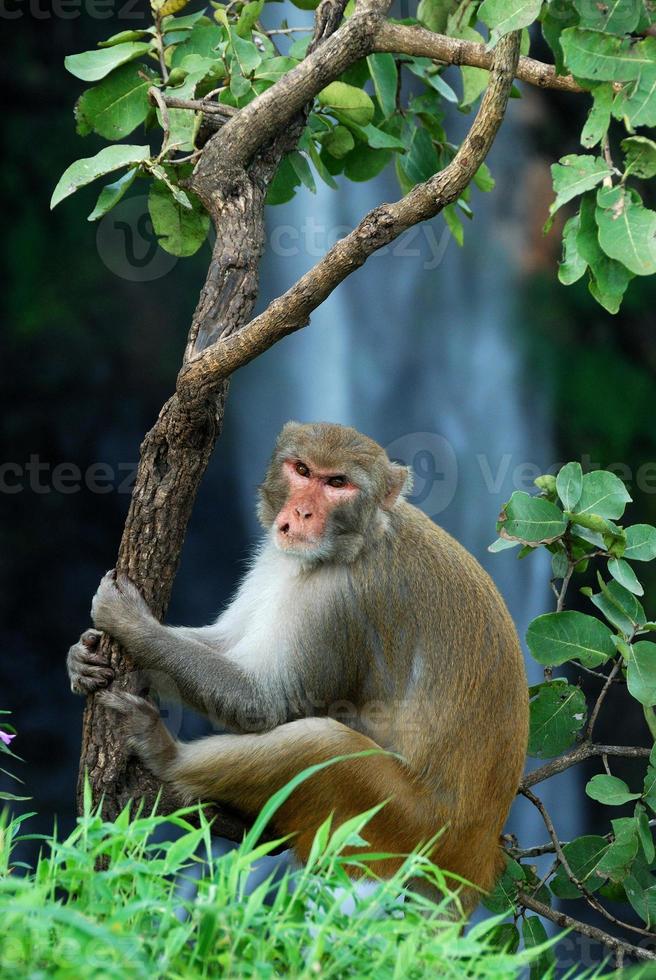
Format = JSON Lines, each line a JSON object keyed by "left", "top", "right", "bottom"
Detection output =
{"left": 98, "top": 691, "right": 177, "bottom": 774}
{"left": 67, "top": 628, "right": 113, "bottom": 695}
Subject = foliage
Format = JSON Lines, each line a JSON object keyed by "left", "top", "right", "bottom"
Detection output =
{"left": 0, "top": 788, "right": 561, "bottom": 979}
{"left": 0, "top": 711, "right": 28, "bottom": 805}
{"left": 490, "top": 462, "right": 656, "bottom": 964}
{"left": 51, "top": 1, "right": 656, "bottom": 311}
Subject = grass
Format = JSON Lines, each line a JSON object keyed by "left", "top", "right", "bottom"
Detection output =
{"left": 0, "top": 756, "right": 612, "bottom": 979}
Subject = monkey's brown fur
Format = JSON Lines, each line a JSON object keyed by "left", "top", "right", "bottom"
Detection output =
{"left": 79, "top": 422, "right": 528, "bottom": 913}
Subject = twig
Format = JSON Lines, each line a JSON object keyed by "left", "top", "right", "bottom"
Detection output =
{"left": 154, "top": 13, "right": 169, "bottom": 84}
{"left": 509, "top": 842, "right": 559, "bottom": 859}
{"left": 518, "top": 892, "right": 656, "bottom": 964}
{"left": 160, "top": 95, "right": 238, "bottom": 117}
{"left": 521, "top": 743, "right": 652, "bottom": 790}
{"left": 586, "top": 659, "right": 622, "bottom": 739}
{"left": 373, "top": 22, "right": 584, "bottom": 94}
{"left": 149, "top": 86, "right": 171, "bottom": 156}
{"left": 265, "top": 27, "right": 311, "bottom": 35}
{"left": 520, "top": 787, "right": 656, "bottom": 940}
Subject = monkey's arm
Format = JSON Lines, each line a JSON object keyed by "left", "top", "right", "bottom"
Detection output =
{"left": 90, "top": 572, "right": 288, "bottom": 732}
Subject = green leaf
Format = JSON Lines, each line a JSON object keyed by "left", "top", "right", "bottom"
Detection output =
{"left": 560, "top": 29, "right": 656, "bottom": 83}
{"left": 644, "top": 746, "right": 656, "bottom": 812}
{"left": 360, "top": 124, "right": 405, "bottom": 150}
{"left": 591, "top": 577, "right": 646, "bottom": 634}
{"left": 343, "top": 144, "right": 391, "bottom": 182}
{"left": 488, "top": 537, "right": 521, "bottom": 552}
{"left": 542, "top": 0, "right": 578, "bottom": 75}
{"left": 266, "top": 155, "right": 302, "bottom": 205}
{"left": 98, "top": 29, "right": 151, "bottom": 48}
{"left": 401, "top": 127, "right": 439, "bottom": 185}
{"left": 549, "top": 154, "right": 610, "bottom": 220}
{"left": 595, "top": 817, "right": 639, "bottom": 882}
{"left": 76, "top": 64, "right": 156, "bottom": 140}
{"left": 556, "top": 461, "right": 583, "bottom": 511}
{"left": 482, "top": 856, "right": 525, "bottom": 912}
{"left": 624, "top": 874, "right": 656, "bottom": 927}
{"left": 230, "top": 31, "right": 262, "bottom": 75}
{"left": 550, "top": 836, "right": 609, "bottom": 898}
{"left": 573, "top": 0, "right": 642, "bottom": 33}
{"left": 613, "top": 68, "right": 656, "bottom": 128}
{"left": 367, "top": 53, "right": 397, "bottom": 119}
{"left": 586, "top": 774, "right": 641, "bottom": 806}
{"left": 574, "top": 469, "right": 632, "bottom": 520}
{"left": 624, "top": 525, "right": 656, "bottom": 562}
{"left": 318, "top": 82, "right": 375, "bottom": 127}
{"left": 608, "top": 557, "right": 644, "bottom": 596}
{"left": 289, "top": 151, "right": 316, "bottom": 193}
{"left": 581, "top": 84, "right": 613, "bottom": 150}
{"left": 627, "top": 641, "right": 656, "bottom": 706}
{"left": 498, "top": 491, "right": 568, "bottom": 546}
{"left": 526, "top": 611, "right": 616, "bottom": 669}
{"left": 65, "top": 42, "right": 152, "bottom": 82}
{"left": 523, "top": 916, "right": 556, "bottom": 980}
{"left": 87, "top": 168, "right": 138, "bottom": 221}
{"left": 636, "top": 802, "right": 655, "bottom": 863}
{"left": 416, "top": 0, "right": 451, "bottom": 33}
{"left": 596, "top": 186, "right": 656, "bottom": 277}
{"left": 558, "top": 214, "right": 587, "bottom": 286}
{"left": 236, "top": 0, "right": 264, "bottom": 37}
{"left": 170, "top": 23, "right": 224, "bottom": 67}
{"left": 51, "top": 144, "right": 151, "bottom": 209}
{"left": 622, "top": 136, "right": 656, "bottom": 179}
{"left": 575, "top": 191, "right": 633, "bottom": 314}
{"left": 528, "top": 680, "right": 587, "bottom": 758}
{"left": 319, "top": 125, "right": 355, "bottom": 158}
{"left": 148, "top": 181, "right": 210, "bottom": 257}
{"left": 478, "top": 0, "right": 542, "bottom": 48}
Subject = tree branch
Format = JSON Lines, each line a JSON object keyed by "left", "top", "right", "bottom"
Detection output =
{"left": 373, "top": 23, "right": 583, "bottom": 94}
{"left": 519, "top": 892, "right": 656, "bottom": 964}
{"left": 520, "top": 787, "right": 656, "bottom": 941}
{"left": 521, "top": 743, "right": 652, "bottom": 790}
{"left": 178, "top": 29, "right": 522, "bottom": 402}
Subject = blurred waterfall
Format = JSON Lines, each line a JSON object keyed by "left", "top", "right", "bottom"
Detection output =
{"left": 223, "top": 103, "right": 580, "bottom": 854}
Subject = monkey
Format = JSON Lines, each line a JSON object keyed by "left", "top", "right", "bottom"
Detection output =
{"left": 67, "top": 421, "right": 528, "bottom": 913}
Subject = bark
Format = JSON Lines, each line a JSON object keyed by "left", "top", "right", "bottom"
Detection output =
{"left": 77, "top": 153, "right": 284, "bottom": 834}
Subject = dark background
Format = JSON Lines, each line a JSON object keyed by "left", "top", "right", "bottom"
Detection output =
{"left": 2, "top": 4, "right": 656, "bottom": 953}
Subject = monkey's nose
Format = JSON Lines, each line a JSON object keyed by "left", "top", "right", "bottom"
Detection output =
{"left": 295, "top": 507, "right": 312, "bottom": 520}
{"left": 279, "top": 522, "right": 290, "bottom": 534}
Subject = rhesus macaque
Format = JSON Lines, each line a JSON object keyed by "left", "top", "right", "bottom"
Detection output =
{"left": 67, "top": 422, "right": 528, "bottom": 912}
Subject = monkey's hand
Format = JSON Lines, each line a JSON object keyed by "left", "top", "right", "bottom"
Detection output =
{"left": 67, "top": 628, "right": 114, "bottom": 695}
{"left": 91, "top": 570, "right": 156, "bottom": 645}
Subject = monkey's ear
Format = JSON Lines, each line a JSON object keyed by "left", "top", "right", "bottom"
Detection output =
{"left": 382, "top": 463, "right": 412, "bottom": 510}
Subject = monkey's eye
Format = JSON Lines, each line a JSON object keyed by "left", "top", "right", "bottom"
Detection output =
{"left": 295, "top": 462, "right": 310, "bottom": 478}
{"left": 327, "top": 475, "right": 347, "bottom": 489}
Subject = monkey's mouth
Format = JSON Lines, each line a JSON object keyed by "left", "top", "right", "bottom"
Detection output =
{"left": 275, "top": 524, "right": 320, "bottom": 551}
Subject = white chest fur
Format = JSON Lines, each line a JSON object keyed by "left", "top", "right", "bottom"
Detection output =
{"left": 210, "top": 541, "right": 331, "bottom": 676}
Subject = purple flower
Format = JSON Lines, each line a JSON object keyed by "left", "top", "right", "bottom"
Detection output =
{"left": 0, "top": 730, "right": 15, "bottom": 746}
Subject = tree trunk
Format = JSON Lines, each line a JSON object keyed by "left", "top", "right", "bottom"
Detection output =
{"left": 76, "top": 146, "right": 286, "bottom": 834}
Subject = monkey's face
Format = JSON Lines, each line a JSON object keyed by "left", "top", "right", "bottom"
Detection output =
{"left": 257, "top": 422, "right": 412, "bottom": 563}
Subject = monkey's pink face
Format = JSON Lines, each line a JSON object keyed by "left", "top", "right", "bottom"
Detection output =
{"left": 275, "top": 459, "right": 358, "bottom": 555}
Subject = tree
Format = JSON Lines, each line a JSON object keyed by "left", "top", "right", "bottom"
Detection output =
{"left": 54, "top": 0, "right": 656, "bottom": 965}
